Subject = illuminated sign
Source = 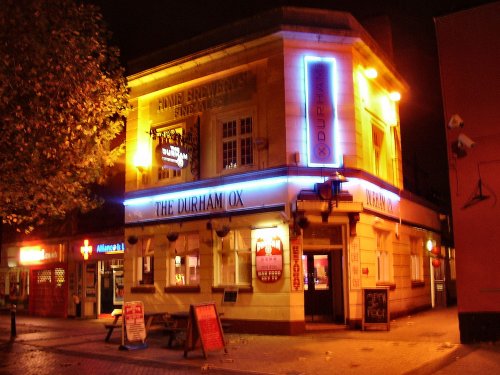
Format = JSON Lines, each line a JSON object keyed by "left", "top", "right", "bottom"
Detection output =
{"left": 255, "top": 235, "right": 283, "bottom": 283}
{"left": 156, "top": 143, "right": 189, "bottom": 170}
{"left": 80, "top": 239, "right": 93, "bottom": 260}
{"left": 20, "top": 246, "right": 45, "bottom": 265}
{"left": 346, "top": 178, "right": 400, "bottom": 218}
{"left": 305, "top": 56, "right": 340, "bottom": 168}
{"left": 96, "top": 242, "right": 125, "bottom": 254}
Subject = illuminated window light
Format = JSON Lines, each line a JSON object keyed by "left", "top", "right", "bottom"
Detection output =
{"left": 364, "top": 67, "right": 378, "bottom": 79}
{"left": 389, "top": 91, "right": 401, "bottom": 102}
{"left": 304, "top": 56, "right": 341, "bottom": 168}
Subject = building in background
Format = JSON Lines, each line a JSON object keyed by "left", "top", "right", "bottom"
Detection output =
{"left": 435, "top": 1, "right": 500, "bottom": 343}
{"left": 124, "top": 7, "right": 446, "bottom": 334}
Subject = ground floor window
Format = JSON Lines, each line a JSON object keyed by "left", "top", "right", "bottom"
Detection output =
{"left": 410, "top": 237, "right": 424, "bottom": 281}
{"left": 214, "top": 228, "right": 252, "bottom": 286}
{"left": 375, "top": 231, "right": 390, "bottom": 282}
{"left": 168, "top": 232, "right": 200, "bottom": 286}
{"left": 137, "top": 237, "right": 154, "bottom": 285}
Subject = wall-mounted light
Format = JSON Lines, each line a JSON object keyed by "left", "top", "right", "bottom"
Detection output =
{"left": 364, "top": 67, "right": 378, "bottom": 79}
{"left": 389, "top": 91, "right": 401, "bottom": 102}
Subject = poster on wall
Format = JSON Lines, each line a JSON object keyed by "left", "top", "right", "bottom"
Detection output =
{"left": 85, "top": 263, "right": 96, "bottom": 298}
{"left": 113, "top": 270, "right": 124, "bottom": 305}
{"left": 256, "top": 236, "right": 283, "bottom": 283}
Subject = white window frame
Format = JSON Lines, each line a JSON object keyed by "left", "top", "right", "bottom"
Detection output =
{"left": 167, "top": 232, "right": 200, "bottom": 286}
{"left": 219, "top": 113, "right": 254, "bottom": 172}
{"left": 375, "top": 230, "right": 391, "bottom": 283}
{"left": 214, "top": 228, "right": 252, "bottom": 287}
{"left": 410, "top": 237, "right": 424, "bottom": 281}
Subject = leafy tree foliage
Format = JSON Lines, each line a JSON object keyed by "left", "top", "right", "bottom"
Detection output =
{"left": 0, "top": 0, "right": 129, "bottom": 232}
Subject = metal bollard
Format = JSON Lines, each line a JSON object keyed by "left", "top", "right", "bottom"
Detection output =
{"left": 11, "top": 304, "right": 16, "bottom": 338}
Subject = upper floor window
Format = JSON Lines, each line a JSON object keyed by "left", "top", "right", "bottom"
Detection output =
{"left": 372, "top": 125, "right": 384, "bottom": 177}
{"left": 222, "top": 116, "right": 253, "bottom": 170}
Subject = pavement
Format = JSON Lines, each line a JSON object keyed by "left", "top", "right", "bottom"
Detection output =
{"left": 0, "top": 306, "right": 499, "bottom": 375}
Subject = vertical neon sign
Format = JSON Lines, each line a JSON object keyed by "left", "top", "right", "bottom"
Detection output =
{"left": 304, "top": 56, "right": 340, "bottom": 167}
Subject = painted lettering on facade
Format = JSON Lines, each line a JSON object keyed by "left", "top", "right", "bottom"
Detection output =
{"left": 155, "top": 190, "right": 244, "bottom": 218}
{"left": 155, "top": 71, "right": 255, "bottom": 121}
{"left": 365, "top": 189, "right": 394, "bottom": 215}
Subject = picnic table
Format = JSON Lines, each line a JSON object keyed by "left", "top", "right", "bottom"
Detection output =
{"left": 104, "top": 309, "right": 170, "bottom": 342}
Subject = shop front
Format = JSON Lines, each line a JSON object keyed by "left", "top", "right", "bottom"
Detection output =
{"left": 70, "top": 237, "right": 124, "bottom": 318}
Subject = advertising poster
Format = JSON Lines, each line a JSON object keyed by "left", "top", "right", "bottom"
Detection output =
{"left": 255, "top": 236, "right": 283, "bottom": 282}
{"left": 124, "top": 300, "right": 146, "bottom": 343}
{"left": 113, "top": 270, "right": 124, "bottom": 305}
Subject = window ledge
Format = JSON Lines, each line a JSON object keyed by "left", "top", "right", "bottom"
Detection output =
{"left": 411, "top": 280, "right": 425, "bottom": 288}
{"left": 130, "top": 286, "right": 156, "bottom": 294}
{"left": 376, "top": 282, "right": 396, "bottom": 290}
{"left": 212, "top": 286, "right": 253, "bottom": 293}
{"left": 164, "top": 285, "right": 200, "bottom": 293}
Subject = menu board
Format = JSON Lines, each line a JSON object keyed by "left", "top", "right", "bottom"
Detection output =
{"left": 184, "top": 302, "right": 226, "bottom": 358}
{"left": 362, "top": 288, "right": 390, "bottom": 331}
{"left": 124, "top": 301, "right": 146, "bottom": 343}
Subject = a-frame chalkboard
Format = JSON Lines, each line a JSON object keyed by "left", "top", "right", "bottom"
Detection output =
{"left": 183, "top": 302, "right": 227, "bottom": 359}
{"left": 362, "top": 287, "right": 390, "bottom": 331}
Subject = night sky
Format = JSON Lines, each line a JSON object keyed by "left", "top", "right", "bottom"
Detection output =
{"left": 87, "top": 0, "right": 497, "bottom": 209}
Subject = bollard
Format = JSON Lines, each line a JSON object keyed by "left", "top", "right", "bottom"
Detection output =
{"left": 10, "top": 304, "right": 16, "bottom": 338}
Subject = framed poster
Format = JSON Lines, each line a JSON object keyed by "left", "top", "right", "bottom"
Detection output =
{"left": 255, "top": 236, "right": 283, "bottom": 283}
{"left": 113, "top": 270, "right": 124, "bottom": 305}
{"left": 362, "top": 287, "right": 390, "bottom": 331}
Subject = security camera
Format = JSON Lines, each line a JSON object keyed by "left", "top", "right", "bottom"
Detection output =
{"left": 448, "top": 114, "right": 464, "bottom": 129}
{"left": 458, "top": 133, "right": 475, "bottom": 148}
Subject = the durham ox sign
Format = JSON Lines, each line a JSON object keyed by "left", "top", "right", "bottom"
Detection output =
{"left": 124, "top": 178, "right": 289, "bottom": 224}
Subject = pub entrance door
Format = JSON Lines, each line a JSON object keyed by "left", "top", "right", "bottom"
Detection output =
{"left": 303, "top": 250, "right": 344, "bottom": 323}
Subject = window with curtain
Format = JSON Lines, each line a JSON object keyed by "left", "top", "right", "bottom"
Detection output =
{"left": 168, "top": 232, "right": 200, "bottom": 286}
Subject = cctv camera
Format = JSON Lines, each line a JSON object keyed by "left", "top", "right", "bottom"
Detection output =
{"left": 458, "top": 133, "right": 475, "bottom": 148}
{"left": 448, "top": 114, "right": 464, "bottom": 129}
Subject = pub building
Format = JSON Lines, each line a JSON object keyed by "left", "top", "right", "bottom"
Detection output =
{"left": 123, "top": 7, "right": 445, "bottom": 334}
{"left": 0, "top": 234, "right": 124, "bottom": 318}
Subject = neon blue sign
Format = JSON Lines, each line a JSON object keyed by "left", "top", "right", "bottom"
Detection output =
{"left": 304, "top": 56, "right": 341, "bottom": 167}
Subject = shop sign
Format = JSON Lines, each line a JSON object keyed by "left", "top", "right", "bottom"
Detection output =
{"left": 305, "top": 56, "right": 340, "bottom": 168}
{"left": 290, "top": 238, "right": 302, "bottom": 291}
{"left": 19, "top": 245, "right": 62, "bottom": 265}
{"left": 156, "top": 143, "right": 189, "bottom": 170}
{"left": 256, "top": 236, "right": 283, "bottom": 283}
{"left": 96, "top": 242, "right": 125, "bottom": 254}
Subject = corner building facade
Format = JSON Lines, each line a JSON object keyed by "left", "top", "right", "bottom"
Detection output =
{"left": 124, "top": 7, "right": 443, "bottom": 334}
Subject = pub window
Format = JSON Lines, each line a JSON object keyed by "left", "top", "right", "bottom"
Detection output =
{"left": 221, "top": 116, "right": 253, "bottom": 170}
{"left": 372, "top": 125, "right": 384, "bottom": 178}
{"left": 137, "top": 237, "right": 154, "bottom": 285}
{"left": 214, "top": 228, "right": 252, "bottom": 286}
{"left": 410, "top": 237, "right": 423, "bottom": 281}
{"left": 168, "top": 233, "right": 200, "bottom": 286}
{"left": 375, "top": 231, "right": 390, "bottom": 282}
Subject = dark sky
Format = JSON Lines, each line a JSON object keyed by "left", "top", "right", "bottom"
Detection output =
{"left": 87, "top": 0, "right": 496, "bottom": 209}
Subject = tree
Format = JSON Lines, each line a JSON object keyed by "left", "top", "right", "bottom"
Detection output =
{"left": 0, "top": 0, "right": 129, "bottom": 232}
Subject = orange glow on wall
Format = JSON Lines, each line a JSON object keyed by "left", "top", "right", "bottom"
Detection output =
{"left": 80, "top": 239, "right": 93, "bottom": 260}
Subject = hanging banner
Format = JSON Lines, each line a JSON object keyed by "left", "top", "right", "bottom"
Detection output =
{"left": 255, "top": 236, "right": 283, "bottom": 282}
{"left": 290, "top": 238, "right": 303, "bottom": 292}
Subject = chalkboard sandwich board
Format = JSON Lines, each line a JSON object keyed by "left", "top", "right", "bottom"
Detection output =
{"left": 362, "top": 287, "right": 390, "bottom": 331}
{"left": 184, "top": 302, "right": 227, "bottom": 358}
